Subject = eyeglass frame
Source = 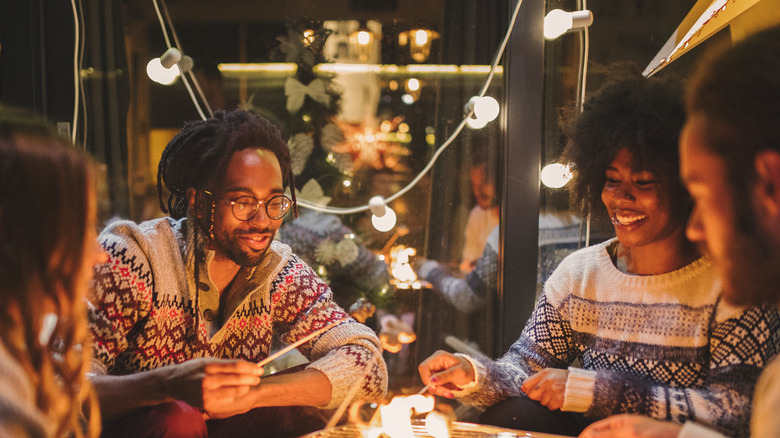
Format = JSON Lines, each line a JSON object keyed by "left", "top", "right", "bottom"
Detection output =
{"left": 202, "top": 190, "right": 292, "bottom": 221}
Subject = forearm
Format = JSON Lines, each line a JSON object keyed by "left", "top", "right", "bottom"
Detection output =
{"left": 252, "top": 368, "right": 332, "bottom": 408}
{"left": 90, "top": 367, "right": 173, "bottom": 420}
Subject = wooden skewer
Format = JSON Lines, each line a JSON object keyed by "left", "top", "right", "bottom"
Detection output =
{"left": 257, "top": 319, "right": 346, "bottom": 369}
{"left": 416, "top": 384, "right": 430, "bottom": 395}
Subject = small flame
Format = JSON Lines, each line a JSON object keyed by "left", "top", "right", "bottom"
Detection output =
{"left": 389, "top": 245, "right": 418, "bottom": 289}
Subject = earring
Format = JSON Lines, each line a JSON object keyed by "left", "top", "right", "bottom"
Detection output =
{"left": 209, "top": 201, "right": 215, "bottom": 241}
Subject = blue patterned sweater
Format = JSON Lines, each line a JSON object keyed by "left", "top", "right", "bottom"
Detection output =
{"left": 456, "top": 239, "right": 780, "bottom": 437}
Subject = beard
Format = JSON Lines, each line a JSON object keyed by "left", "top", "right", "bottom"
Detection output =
{"left": 212, "top": 226, "right": 273, "bottom": 267}
{"left": 720, "top": 210, "right": 780, "bottom": 307}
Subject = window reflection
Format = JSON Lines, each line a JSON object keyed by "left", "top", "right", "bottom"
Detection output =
{"left": 124, "top": 1, "right": 507, "bottom": 391}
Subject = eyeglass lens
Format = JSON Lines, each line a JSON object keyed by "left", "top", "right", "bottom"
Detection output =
{"left": 232, "top": 196, "right": 291, "bottom": 220}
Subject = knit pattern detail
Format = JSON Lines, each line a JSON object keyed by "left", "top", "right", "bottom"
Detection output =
{"left": 88, "top": 218, "right": 387, "bottom": 409}
{"left": 457, "top": 239, "right": 780, "bottom": 438}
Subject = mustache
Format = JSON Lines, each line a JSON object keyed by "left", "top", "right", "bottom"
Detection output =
{"left": 233, "top": 226, "right": 274, "bottom": 236}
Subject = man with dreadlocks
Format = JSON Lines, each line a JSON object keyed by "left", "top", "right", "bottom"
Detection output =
{"left": 86, "top": 109, "right": 387, "bottom": 437}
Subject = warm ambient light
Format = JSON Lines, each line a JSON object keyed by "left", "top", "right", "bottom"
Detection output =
{"left": 369, "top": 196, "right": 397, "bottom": 232}
{"left": 544, "top": 9, "right": 594, "bottom": 40}
{"left": 541, "top": 163, "right": 573, "bottom": 188}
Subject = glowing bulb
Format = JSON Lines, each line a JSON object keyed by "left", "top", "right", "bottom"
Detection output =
{"left": 406, "top": 78, "right": 420, "bottom": 91}
{"left": 541, "top": 163, "right": 573, "bottom": 188}
{"left": 357, "top": 30, "right": 372, "bottom": 45}
{"left": 401, "top": 94, "right": 415, "bottom": 105}
{"left": 415, "top": 29, "right": 429, "bottom": 45}
{"left": 467, "top": 96, "right": 500, "bottom": 122}
{"left": 369, "top": 196, "right": 397, "bottom": 232}
{"left": 146, "top": 58, "right": 180, "bottom": 85}
{"left": 466, "top": 116, "right": 489, "bottom": 129}
{"left": 544, "top": 9, "right": 593, "bottom": 40}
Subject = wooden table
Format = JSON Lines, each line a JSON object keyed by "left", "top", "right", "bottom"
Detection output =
{"left": 302, "top": 419, "right": 575, "bottom": 438}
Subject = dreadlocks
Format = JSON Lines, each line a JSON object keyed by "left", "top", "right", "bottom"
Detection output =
{"left": 157, "top": 109, "right": 298, "bottom": 221}
{"left": 156, "top": 109, "right": 298, "bottom": 339}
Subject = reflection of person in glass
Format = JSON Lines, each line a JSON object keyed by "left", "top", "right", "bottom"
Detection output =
{"left": 88, "top": 110, "right": 387, "bottom": 437}
{"left": 0, "top": 108, "right": 105, "bottom": 438}
{"left": 581, "top": 25, "right": 780, "bottom": 438}
{"left": 418, "top": 224, "right": 497, "bottom": 313}
{"left": 460, "top": 158, "right": 499, "bottom": 273}
{"left": 418, "top": 74, "right": 780, "bottom": 437}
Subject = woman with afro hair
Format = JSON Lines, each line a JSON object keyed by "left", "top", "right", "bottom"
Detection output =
{"left": 418, "top": 72, "right": 780, "bottom": 438}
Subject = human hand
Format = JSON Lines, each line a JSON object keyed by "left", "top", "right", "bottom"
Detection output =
{"left": 522, "top": 368, "right": 568, "bottom": 410}
{"left": 418, "top": 350, "right": 475, "bottom": 398}
{"left": 160, "top": 358, "right": 263, "bottom": 416}
{"left": 579, "top": 414, "right": 683, "bottom": 438}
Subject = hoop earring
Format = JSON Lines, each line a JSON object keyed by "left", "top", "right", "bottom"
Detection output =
{"left": 209, "top": 201, "right": 216, "bottom": 241}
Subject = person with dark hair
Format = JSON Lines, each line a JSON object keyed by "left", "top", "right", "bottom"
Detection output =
{"left": 460, "top": 160, "right": 500, "bottom": 274}
{"left": 0, "top": 106, "right": 105, "bottom": 437}
{"left": 418, "top": 73, "right": 780, "bottom": 437}
{"left": 88, "top": 109, "right": 387, "bottom": 437}
{"left": 580, "top": 25, "right": 780, "bottom": 438}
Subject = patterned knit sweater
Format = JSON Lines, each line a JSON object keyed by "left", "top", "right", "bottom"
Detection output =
{"left": 87, "top": 217, "right": 387, "bottom": 410}
{"left": 455, "top": 239, "right": 780, "bottom": 437}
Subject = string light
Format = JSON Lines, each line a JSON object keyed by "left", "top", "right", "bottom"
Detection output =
{"left": 543, "top": 9, "right": 593, "bottom": 40}
{"left": 541, "top": 163, "right": 573, "bottom": 188}
{"left": 159, "top": 0, "right": 526, "bottom": 219}
{"left": 146, "top": 48, "right": 182, "bottom": 85}
{"left": 369, "top": 196, "right": 398, "bottom": 232}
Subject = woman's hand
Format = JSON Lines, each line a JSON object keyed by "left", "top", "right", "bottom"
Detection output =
{"left": 579, "top": 414, "right": 683, "bottom": 438}
{"left": 521, "top": 368, "right": 568, "bottom": 410}
{"left": 418, "top": 350, "right": 475, "bottom": 398}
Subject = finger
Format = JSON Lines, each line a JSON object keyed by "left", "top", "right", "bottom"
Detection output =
{"left": 522, "top": 373, "right": 542, "bottom": 393}
{"left": 427, "top": 384, "right": 454, "bottom": 399}
{"left": 418, "top": 364, "right": 433, "bottom": 385}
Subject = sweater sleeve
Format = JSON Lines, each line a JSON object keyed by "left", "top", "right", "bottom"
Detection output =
{"left": 586, "top": 304, "right": 780, "bottom": 438}
{"left": 270, "top": 255, "right": 388, "bottom": 409}
{"left": 455, "top": 292, "right": 578, "bottom": 407}
{"left": 87, "top": 223, "right": 156, "bottom": 374}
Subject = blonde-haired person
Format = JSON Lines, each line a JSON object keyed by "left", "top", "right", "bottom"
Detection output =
{"left": 0, "top": 107, "right": 106, "bottom": 437}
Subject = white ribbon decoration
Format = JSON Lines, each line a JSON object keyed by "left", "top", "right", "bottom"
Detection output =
{"left": 285, "top": 77, "right": 330, "bottom": 114}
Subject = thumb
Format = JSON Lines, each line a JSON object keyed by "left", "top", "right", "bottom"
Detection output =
{"left": 431, "top": 365, "right": 470, "bottom": 387}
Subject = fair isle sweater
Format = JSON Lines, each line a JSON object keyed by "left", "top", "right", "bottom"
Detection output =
{"left": 456, "top": 239, "right": 780, "bottom": 438}
{"left": 87, "top": 217, "right": 387, "bottom": 410}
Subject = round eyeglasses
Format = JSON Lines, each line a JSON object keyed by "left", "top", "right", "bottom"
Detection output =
{"left": 203, "top": 191, "right": 292, "bottom": 221}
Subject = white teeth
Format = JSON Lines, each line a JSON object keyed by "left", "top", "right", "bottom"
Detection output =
{"left": 615, "top": 213, "right": 647, "bottom": 225}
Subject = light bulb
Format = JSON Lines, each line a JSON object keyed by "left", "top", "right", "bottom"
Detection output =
{"left": 544, "top": 9, "right": 572, "bottom": 40}
{"left": 541, "top": 163, "right": 573, "bottom": 188}
{"left": 146, "top": 58, "right": 180, "bottom": 85}
{"left": 468, "top": 96, "right": 500, "bottom": 122}
{"left": 159, "top": 47, "right": 182, "bottom": 68}
{"left": 544, "top": 9, "right": 593, "bottom": 40}
{"left": 178, "top": 55, "right": 194, "bottom": 73}
{"left": 369, "top": 196, "right": 397, "bottom": 232}
{"left": 466, "top": 116, "right": 489, "bottom": 129}
{"left": 357, "top": 30, "right": 372, "bottom": 46}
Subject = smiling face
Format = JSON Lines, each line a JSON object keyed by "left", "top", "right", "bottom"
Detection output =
{"left": 601, "top": 148, "right": 685, "bottom": 252}
{"left": 680, "top": 115, "right": 780, "bottom": 305}
{"left": 210, "top": 148, "right": 285, "bottom": 267}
